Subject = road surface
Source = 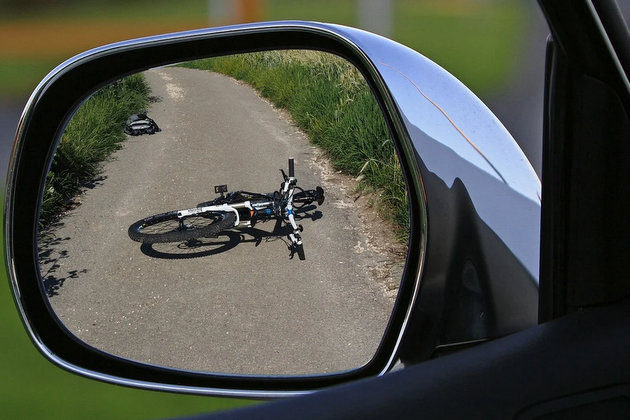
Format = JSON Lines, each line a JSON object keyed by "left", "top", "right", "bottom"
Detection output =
{"left": 39, "top": 66, "right": 403, "bottom": 376}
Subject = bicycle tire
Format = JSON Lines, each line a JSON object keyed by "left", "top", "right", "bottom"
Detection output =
{"left": 128, "top": 210, "right": 236, "bottom": 244}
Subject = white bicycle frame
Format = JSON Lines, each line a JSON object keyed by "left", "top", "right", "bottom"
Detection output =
{"left": 175, "top": 177, "right": 303, "bottom": 246}
{"left": 283, "top": 177, "right": 303, "bottom": 247}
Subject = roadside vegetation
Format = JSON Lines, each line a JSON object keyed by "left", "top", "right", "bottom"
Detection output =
{"left": 40, "top": 74, "right": 150, "bottom": 227}
{"left": 182, "top": 51, "right": 409, "bottom": 239}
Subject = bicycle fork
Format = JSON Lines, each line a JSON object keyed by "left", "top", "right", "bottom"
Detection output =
{"left": 285, "top": 203, "right": 303, "bottom": 247}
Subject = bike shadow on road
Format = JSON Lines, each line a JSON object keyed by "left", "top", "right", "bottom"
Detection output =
{"left": 139, "top": 206, "right": 323, "bottom": 260}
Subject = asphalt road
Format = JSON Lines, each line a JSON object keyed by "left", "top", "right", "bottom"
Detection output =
{"left": 38, "top": 67, "right": 401, "bottom": 376}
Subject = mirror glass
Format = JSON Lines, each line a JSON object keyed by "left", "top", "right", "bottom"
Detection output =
{"left": 37, "top": 50, "right": 409, "bottom": 376}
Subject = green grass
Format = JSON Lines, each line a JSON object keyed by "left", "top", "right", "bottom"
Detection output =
{"left": 182, "top": 51, "right": 409, "bottom": 238}
{"left": 40, "top": 74, "right": 149, "bottom": 227}
{"left": 393, "top": 0, "right": 526, "bottom": 95}
{"left": 0, "top": 59, "right": 62, "bottom": 97}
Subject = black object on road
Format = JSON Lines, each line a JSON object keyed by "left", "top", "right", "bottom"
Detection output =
{"left": 124, "top": 111, "right": 161, "bottom": 135}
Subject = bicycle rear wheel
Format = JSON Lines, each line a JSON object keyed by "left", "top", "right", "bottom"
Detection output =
{"left": 128, "top": 210, "right": 236, "bottom": 244}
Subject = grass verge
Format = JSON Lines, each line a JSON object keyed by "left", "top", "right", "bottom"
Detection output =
{"left": 40, "top": 74, "right": 150, "bottom": 227}
{"left": 181, "top": 51, "right": 409, "bottom": 239}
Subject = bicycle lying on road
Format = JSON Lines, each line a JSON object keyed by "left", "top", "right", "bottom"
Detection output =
{"left": 128, "top": 158, "right": 324, "bottom": 260}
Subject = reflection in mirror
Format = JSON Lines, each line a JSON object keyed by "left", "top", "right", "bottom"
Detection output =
{"left": 37, "top": 50, "right": 409, "bottom": 375}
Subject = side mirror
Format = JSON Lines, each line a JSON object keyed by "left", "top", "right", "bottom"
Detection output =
{"left": 5, "top": 21, "right": 540, "bottom": 397}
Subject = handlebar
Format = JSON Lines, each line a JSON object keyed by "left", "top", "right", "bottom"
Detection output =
{"left": 292, "top": 187, "right": 325, "bottom": 206}
{"left": 252, "top": 159, "right": 324, "bottom": 260}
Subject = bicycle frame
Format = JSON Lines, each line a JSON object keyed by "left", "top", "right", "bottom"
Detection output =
{"left": 177, "top": 158, "right": 308, "bottom": 249}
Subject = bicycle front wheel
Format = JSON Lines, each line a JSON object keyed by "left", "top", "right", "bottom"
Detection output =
{"left": 128, "top": 210, "right": 236, "bottom": 244}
